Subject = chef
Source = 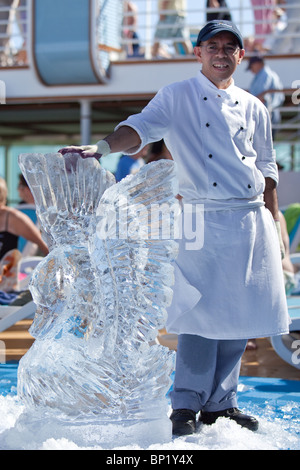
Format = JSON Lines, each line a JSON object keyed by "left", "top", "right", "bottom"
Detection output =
{"left": 60, "top": 20, "right": 290, "bottom": 437}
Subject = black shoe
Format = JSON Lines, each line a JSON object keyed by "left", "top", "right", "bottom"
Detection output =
{"left": 170, "top": 409, "right": 197, "bottom": 436}
{"left": 201, "top": 407, "right": 259, "bottom": 431}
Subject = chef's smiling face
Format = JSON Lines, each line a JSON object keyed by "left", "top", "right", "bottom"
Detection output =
{"left": 194, "top": 32, "right": 245, "bottom": 90}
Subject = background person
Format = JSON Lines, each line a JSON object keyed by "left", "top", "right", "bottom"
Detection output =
{"left": 16, "top": 173, "right": 41, "bottom": 256}
{"left": 206, "top": 0, "right": 232, "bottom": 22}
{"left": 115, "top": 145, "right": 148, "bottom": 182}
{"left": 0, "top": 177, "right": 48, "bottom": 260}
{"left": 123, "top": 1, "right": 143, "bottom": 58}
{"left": 248, "top": 55, "right": 285, "bottom": 139}
{"left": 146, "top": 139, "right": 172, "bottom": 163}
{"left": 152, "top": 0, "right": 193, "bottom": 57}
{"left": 270, "top": 0, "right": 300, "bottom": 54}
{"left": 250, "top": 0, "right": 276, "bottom": 45}
{"left": 0, "top": 0, "right": 12, "bottom": 66}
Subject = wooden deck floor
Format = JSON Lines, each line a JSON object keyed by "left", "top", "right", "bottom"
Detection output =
{"left": 241, "top": 337, "right": 300, "bottom": 380}
{"left": 0, "top": 320, "right": 299, "bottom": 381}
{"left": 0, "top": 320, "right": 34, "bottom": 362}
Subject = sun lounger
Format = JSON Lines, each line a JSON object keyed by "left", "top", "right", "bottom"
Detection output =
{"left": 270, "top": 253, "right": 300, "bottom": 369}
{"left": 270, "top": 297, "right": 300, "bottom": 370}
{"left": 283, "top": 204, "right": 300, "bottom": 253}
{"left": 15, "top": 203, "right": 38, "bottom": 256}
{"left": 0, "top": 298, "right": 36, "bottom": 333}
{"left": 18, "top": 256, "right": 43, "bottom": 290}
{"left": 0, "top": 256, "right": 43, "bottom": 333}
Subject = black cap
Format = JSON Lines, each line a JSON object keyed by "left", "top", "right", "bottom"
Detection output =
{"left": 247, "top": 55, "right": 264, "bottom": 70}
{"left": 196, "top": 20, "right": 244, "bottom": 49}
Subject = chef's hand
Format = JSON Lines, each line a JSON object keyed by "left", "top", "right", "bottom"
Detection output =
{"left": 275, "top": 220, "right": 285, "bottom": 260}
{"left": 58, "top": 145, "right": 102, "bottom": 160}
{"left": 59, "top": 140, "right": 111, "bottom": 160}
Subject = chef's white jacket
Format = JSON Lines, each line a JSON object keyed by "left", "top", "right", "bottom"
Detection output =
{"left": 117, "top": 70, "right": 278, "bottom": 206}
{"left": 116, "top": 70, "right": 290, "bottom": 339}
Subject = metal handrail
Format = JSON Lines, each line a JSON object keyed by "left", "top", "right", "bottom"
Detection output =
{"left": 0, "top": 0, "right": 28, "bottom": 66}
{"left": 1, "top": 0, "right": 300, "bottom": 67}
{"left": 120, "top": 0, "right": 300, "bottom": 59}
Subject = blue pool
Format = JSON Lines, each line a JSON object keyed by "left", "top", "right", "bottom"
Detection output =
{"left": 0, "top": 362, "right": 299, "bottom": 450}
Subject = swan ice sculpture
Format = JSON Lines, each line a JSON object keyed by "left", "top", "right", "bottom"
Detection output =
{"left": 17, "top": 153, "right": 179, "bottom": 439}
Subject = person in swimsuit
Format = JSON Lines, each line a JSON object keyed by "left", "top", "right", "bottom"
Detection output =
{"left": 0, "top": 177, "right": 48, "bottom": 259}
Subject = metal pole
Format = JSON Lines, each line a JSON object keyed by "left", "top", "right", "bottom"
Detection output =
{"left": 145, "top": 0, "right": 152, "bottom": 60}
{"left": 80, "top": 99, "right": 92, "bottom": 145}
{"left": 291, "top": 143, "right": 295, "bottom": 171}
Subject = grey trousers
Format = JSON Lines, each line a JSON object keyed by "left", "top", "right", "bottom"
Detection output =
{"left": 170, "top": 334, "right": 247, "bottom": 413}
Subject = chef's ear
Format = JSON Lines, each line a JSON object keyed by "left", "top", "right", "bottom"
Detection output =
{"left": 237, "top": 48, "right": 245, "bottom": 65}
{"left": 193, "top": 46, "right": 203, "bottom": 63}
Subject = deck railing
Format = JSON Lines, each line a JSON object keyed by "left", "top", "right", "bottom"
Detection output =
{"left": 1, "top": 0, "right": 300, "bottom": 68}
{"left": 0, "top": 0, "right": 299, "bottom": 152}
{"left": 120, "top": 0, "right": 300, "bottom": 59}
{"left": 0, "top": 0, "right": 28, "bottom": 67}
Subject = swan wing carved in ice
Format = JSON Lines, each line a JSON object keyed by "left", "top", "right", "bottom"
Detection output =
{"left": 17, "top": 152, "right": 179, "bottom": 422}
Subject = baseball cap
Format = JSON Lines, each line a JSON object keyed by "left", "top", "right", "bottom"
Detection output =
{"left": 196, "top": 20, "right": 244, "bottom": 49}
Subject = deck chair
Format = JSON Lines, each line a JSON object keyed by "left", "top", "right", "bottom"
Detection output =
{"left": 0, "top": 256, "right": 43, "bottom": 333}
{"left": 18, "top": 256, "right": 43, "bottom": 290}
{"left": 270, "top": 298, "right": 300, "bottom": 370}
{"left": 283, "top": 203, "right": 300, "bottom": 253}
{"left": 0, "top": 297, "right": 36, "bottom": 333}
{"left": 270, "top": 253, "right": 300, "bottom": 370}
{"left": 15, "top": 203, "right": 40, "bottom": 257}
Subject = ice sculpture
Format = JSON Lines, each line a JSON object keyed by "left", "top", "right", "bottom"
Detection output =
{"left": 17, "top": 152, "right": 179, "bottom": 444}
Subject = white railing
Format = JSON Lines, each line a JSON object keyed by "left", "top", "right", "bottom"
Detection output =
{"left": 275, "top": 142, "right": 300, "bottom": 171}
{"left": 1, "top": 0, "right": 300, "bottom": 68}
{"left": 0, "top": 0, "right": 28, "bottom": 67}
{"left": 120, "top": 0, "right": 300, "bottom": 59}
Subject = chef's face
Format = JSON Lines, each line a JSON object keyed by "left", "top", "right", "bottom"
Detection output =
{"left": 194, "top": 32, "right": 245, "bottom": 89}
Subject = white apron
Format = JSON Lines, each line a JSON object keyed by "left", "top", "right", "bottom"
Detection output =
{"left": 115, "top": 70, "right": 290, "bottom": 340}
{"left": 166, "top": 202, "right": 290, "bottom": 340}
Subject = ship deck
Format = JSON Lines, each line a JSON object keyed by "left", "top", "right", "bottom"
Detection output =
{"left": 0, "top": 319, "right": 299, "bottom": 381}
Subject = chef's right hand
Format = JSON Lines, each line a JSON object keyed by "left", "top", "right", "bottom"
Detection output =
{"left": 58, "top": 145, "right": 102, "bottom": 160}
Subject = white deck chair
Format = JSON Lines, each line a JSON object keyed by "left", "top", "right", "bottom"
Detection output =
{"left": 15, "top": 203, "right": 39, "bottom": 257}
{"left": 0, "top": 300, "right": 36, "bottom": 333}
{"left": 270, "top": 298, "right": 300, "bottom": 370}
{"left": 0, "top": 256, "right": 43, "bottom": 333}
{"left": 283, "top": 204, "right": 300, "bottom": 254}
{"left": 18, "top": 256, "right": 43, "bottom": 290}
{"left": 290, "top": 225, "right": 300, "bottom": 254}
{"left": 270, "top": 253, "right": 300, "bottom": 370}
